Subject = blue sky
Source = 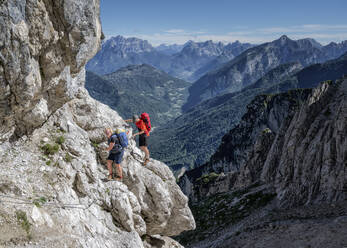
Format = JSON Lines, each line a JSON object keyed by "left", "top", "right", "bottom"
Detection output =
{"left": 100, "top": 0, "right": 347, "bottom": 45}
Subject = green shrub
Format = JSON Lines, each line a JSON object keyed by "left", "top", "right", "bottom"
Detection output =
{"left": 41, "top": 144, "right": 59, "bottom": 155}
{"left": 46, "top": 160, "right": 51, "bottom": 166}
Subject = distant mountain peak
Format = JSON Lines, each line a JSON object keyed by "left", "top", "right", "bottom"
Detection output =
{"left": 102, "top": 35, "right": 154, "bottom": 53}
{"left": 280, "top": 34, "right": 290, "bottom": 40}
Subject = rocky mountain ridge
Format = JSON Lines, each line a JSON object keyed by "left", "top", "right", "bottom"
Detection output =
{"left": 0, "top": 1, "right": 195, "bottom": 247}
{"left": 184, "top": 35, "right": 347, "bottom": 110}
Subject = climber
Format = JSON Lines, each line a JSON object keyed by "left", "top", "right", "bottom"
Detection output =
{"left": 104, "top": 128, "right": 127, "bottom": 181}
{"left": 125, "top": 114, "right": 150, "bottom": 166}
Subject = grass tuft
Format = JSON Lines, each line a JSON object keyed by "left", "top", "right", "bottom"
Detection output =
{"left": 16, "top": 210, "right": 32, "bottom": 239}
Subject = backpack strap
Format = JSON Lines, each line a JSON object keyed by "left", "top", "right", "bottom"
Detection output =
{"left": 113, "top": 133, "right": 127, "bottom": 149}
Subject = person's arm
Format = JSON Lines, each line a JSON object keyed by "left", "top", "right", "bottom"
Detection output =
{"left": 132, "top": 130, "right": 144, "bottom": 138}
{"left": 124, "top": 119, "right": 133, "bottom": 123}
{"left": 106, "top": 142, "right": 115, "bottom": 151}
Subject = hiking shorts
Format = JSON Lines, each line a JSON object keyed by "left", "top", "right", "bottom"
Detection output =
{"left": 139, "top": 134, "right": 148, "bottom": 147}
{"left": 107, "top": 150, "right": 124, "bottom": 164}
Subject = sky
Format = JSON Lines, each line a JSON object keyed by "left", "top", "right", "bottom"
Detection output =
{"left": 100, "top": 0, "right": 347, "bottom": 46}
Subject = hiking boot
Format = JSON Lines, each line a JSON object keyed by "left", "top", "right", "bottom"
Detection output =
{"left": 107, "top": 174, "right": 114, "bottom": 181}
{"left": 143, "top": 158, "right": 150, "bottom": 166}
{"left": 115, "top": 176, "right": 122, "bottom": 181}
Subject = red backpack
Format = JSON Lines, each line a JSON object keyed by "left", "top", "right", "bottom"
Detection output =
{"left": 140, "top": 113, "right": 151, "bottom": 132}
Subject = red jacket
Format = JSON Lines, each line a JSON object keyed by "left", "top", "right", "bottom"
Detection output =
{"left": 136, "top": 120, "right": 149, "bottom": 136}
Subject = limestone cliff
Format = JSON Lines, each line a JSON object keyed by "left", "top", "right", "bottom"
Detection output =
{"left": 180, "top": 88, "right": 312, "bottom": 202}
{"left": 0, "top": 0, "right": 102, "bottom": 140}
{"left": 177, "top": 78, "right": 347, "bottom": 247}
{"left": 0, "top": 1, "right": 195, "bottom": 247}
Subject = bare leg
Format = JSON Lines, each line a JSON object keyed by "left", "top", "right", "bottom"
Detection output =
{"left": 140, "top": 146, "right": 150, "bottom": 165}
{"left": 107, "top": 160, "right": 113, "bottom": 179}
{"left": 140, "top": 146, "right": 150, "bottom": 160}
{"left": 115, "top": 164, "right": 122, "bottom": 178}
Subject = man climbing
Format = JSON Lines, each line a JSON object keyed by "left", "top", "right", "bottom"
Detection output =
{"left": 104, "top": 128, "right": 127, "bottom": 181}
{"left": 125, "top": 114, "right": 150, "bottom": 165}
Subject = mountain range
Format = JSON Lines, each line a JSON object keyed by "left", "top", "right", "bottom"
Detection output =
{"left": 151, "top": 51, "right": 347, "bottom": 171}
{"left": 86, "top": 35, "right": 254, "bottom": 81}
{"left": 183, "top": 35, "right": 347, "bottom": 111}
{"left": 85, "top": 64, "right": 190, "bottom": 126}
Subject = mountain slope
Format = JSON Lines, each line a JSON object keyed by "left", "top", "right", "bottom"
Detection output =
{"left": 86, "top": 64, "right": 190, "bottom": 126}
{"left": 184, "top": 35, "right": 347, "bottom": 111}
{"left": 176, "top": 78, "right": 347, "bottom": 248}
{"left": 151, "top": 53, "right": 347, "bottom": 170}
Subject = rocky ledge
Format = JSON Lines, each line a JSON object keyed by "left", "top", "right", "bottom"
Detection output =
{"left": 0, "top": 1, "right": 195, "bottom": 247}
{"left": 0, "top": 91, "right": 195, "bottom": 247}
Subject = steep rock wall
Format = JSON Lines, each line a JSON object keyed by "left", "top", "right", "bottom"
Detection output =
{"left": 0, "top": 0, "right": 101, "bottom": 140}
{"left": 0, "top": 1, "right": 195, "bottom": 247}
{"left": 180, "top": 89, "right": 311, "bottom": 202}
{"left": 262, "top": 78, "right": 347, "bottom": 207}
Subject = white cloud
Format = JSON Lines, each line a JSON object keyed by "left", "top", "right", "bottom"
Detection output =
{"left": 164, "top": 29, "right": 186, "bottom": 34}
{"left": 108, "top": 24, "right": 347, "bottom": 46}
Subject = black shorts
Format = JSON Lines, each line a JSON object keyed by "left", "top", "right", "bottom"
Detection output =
{"left": 107, "top": 151, "right": 124, "bottom": 164}
{"left": 139, "top": 134, "right": 148, "bottom": 147}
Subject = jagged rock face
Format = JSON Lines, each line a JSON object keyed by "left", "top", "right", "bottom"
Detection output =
{"left": 0, "top": 91, "right": 195, "bottom": 247}
{"left": 262, "top": 79, "right": 347, "bottom": 207}
{"left": 0, "top": 0, "right": 102, "bottom": 140}
{"left": 0, "top": 1, "right": 195, "bottom": 247}
{"left": 179, "top": 89, "right": 312, "bottom": 202}
{"left": 184, "top": 35, "right": 347, "bottom": 111}
{"left": 180, "top": 79, "right": 347, "bottom": 207}
{"left": 209, "top": 90, "right": 312, "bottom": 173}
{"left": 176, "top": 79, "right": 347, "bottom": 248}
